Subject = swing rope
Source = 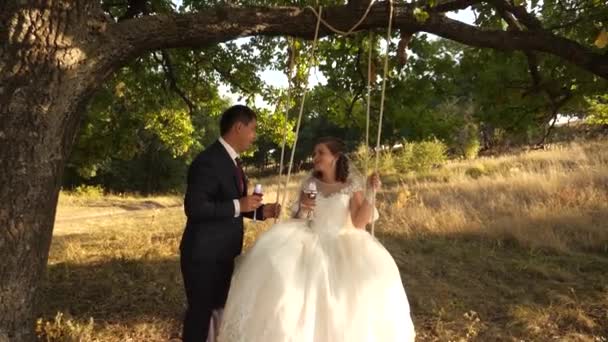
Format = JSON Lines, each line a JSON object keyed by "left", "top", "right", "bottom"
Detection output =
{"left": 274, "top": 1, "right": 394, "bottom": 235}
{"left": 364, "top": 30, "right": 373, "bottom": 211}
{"left": 277, "top": 6, "right": 323, "bottom": 221}
{"left": 370, "top": 0, "right": 393, "bottom": 236}
{"left": 275, "top": 38, "right": 297, "bottom": 221}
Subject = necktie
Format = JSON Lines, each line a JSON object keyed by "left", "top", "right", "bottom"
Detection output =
{"left": 235, "top": 157, "right": 245, "bottom": 194}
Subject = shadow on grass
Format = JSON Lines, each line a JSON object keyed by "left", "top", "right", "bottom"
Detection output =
{"left": 375, "top": 231, "right": 608, "bottom": 341}
{"left": 38, "top": 248, "right": 184, "bottom": 339}
{"left": 39, "top": 226, "right": 608, "bottom": 341}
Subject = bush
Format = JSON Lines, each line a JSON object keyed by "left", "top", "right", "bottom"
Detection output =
{"left": 378, "top": 150, "right": 397, "bottom": 173}
{"left": 397, "top": 139, "right": 448, "bottom": 173}
{"left": 351, "top": 143, "right": 372, "bottom": 171}
{"left": 351, "top": 139, "right": 447, "bottom": 174}
{"left": 463, "top": 136, "right": 481, "bottom": 160}
{"left": 456, "top": 123, "right": 481, "bottom": 159}
{"left": 72, "top": 184, "right": 104, "bottom": 198}
{"left": 351, "top": 143, "right": 397, "bottom": 174}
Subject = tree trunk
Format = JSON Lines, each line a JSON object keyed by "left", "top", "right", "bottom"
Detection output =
{"left": 0, "top": 1, "right": 102, "bottom": 340}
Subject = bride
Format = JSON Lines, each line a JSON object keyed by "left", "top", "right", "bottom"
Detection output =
{"left": 217, "top": 137, "right": 416, "bottom": 342}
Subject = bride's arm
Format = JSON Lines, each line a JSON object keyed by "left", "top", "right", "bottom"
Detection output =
{"left": 350, "top": 191, "right": 375, "bottom": 229}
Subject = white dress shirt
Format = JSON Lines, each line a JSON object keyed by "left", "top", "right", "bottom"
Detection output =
{"left": 218, "top": 137, "right": 241, "bottom": 217}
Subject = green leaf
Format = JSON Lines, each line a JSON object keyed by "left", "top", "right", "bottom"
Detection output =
{"left": 413, "top": 8, "right": 430, "bottom": 23}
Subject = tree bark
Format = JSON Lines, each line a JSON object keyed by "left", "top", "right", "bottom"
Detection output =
{"left": 0, "top": 1, "right": 107, "bottom": 340}
{"left": 0, "top": 0, "right": 607, "bottom": 340}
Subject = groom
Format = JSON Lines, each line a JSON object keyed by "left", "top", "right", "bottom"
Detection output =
{"left": 180, "top": 104, "right": 280, "bottom": 342}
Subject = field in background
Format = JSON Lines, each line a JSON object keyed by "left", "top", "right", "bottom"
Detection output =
{"left": 38, "top": 139, "right": 608, "bottom": 341}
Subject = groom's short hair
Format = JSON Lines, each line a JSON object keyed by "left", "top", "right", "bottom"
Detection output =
{"left": 220, "top": 105, "right": 257, "bottom": 136}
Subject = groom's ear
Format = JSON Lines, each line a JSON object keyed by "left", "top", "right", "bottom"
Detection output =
{"left": 234, "top": 121, "right": 243, "bottom": 133}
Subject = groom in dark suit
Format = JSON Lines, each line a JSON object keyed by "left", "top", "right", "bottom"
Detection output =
{"left": 180, "top": 104, "right": 281, "bottom": 342}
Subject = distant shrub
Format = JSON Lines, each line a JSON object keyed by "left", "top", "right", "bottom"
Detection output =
{"left": 352, "top": 144, "right": 397, "bottom": 174}
{"left": 455, "top": 123, "right": 481, "bottom": 160}
{"left": 397, "top": 139, "right": 448, "bottom": 173}
{"left": 352, "top": 139, "right": 447, "bottom": 174}
{"left": 73, "top": 185, "right": 104, "bottom": 198}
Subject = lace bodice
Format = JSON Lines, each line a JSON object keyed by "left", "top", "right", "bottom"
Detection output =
{"left": 309, "top": 191, "right": 354, "bottom": 234}
{"left": 291, "top": 175, "right": 369, "bottom": 235}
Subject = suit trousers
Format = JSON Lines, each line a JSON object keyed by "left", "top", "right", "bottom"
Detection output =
{"left": 181, "top": 256, "right": 234, "bottom": 342}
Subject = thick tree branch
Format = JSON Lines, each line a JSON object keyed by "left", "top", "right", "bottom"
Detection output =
{"left": 430, "top": 0, "right": 481, "bottom": 13}
{"left": 99, "top": 3, "right": 608, "bottom": 80}
{"left": 347, "top": 0, "right": 373, "bottom": 10}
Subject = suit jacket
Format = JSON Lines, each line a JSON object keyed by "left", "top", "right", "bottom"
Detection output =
{"left": 180, "top": 140, "right": 264, "bottom": 261}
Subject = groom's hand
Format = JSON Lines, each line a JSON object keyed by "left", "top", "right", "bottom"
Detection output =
{"left": 239, "top": 195, "right": 263, "bottom": 212}
{"left": 262, "top": 203, "right": 281, "bottom": 219}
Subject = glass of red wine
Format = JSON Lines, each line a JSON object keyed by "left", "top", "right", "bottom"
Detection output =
{"left": 303, "top": 180, "right": 317, "bottom": 221}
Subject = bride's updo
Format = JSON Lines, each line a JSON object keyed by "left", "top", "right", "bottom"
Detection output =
{"left": 314, "top": 137, "right": 349, "bottom": 183}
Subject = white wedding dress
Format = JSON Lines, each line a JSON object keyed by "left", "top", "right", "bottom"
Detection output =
{"left": 217, "top": 176, "right": 416, "bottom": 342}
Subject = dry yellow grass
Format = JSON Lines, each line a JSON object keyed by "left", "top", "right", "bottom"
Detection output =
{"left": 381, "top": 141, "right": 608, "bottom": 252}
{"left": 38, "top": 140, "right": 608, "bottom": 341}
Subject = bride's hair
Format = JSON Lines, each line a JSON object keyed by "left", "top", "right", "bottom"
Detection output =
{"left": 313, "top": 137, "right": 349, "bottom": 183}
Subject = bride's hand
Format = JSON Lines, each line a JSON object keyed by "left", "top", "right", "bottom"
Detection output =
{"left": 299, "top": 191, "right": 316, "bottom": 211}
{"left": 367, "top": 172, "right": 382, "bottom": 192}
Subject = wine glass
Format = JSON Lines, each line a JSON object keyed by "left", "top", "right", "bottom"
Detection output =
{"left": 302, "top": 180, "right": 317, "bottom": 221}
